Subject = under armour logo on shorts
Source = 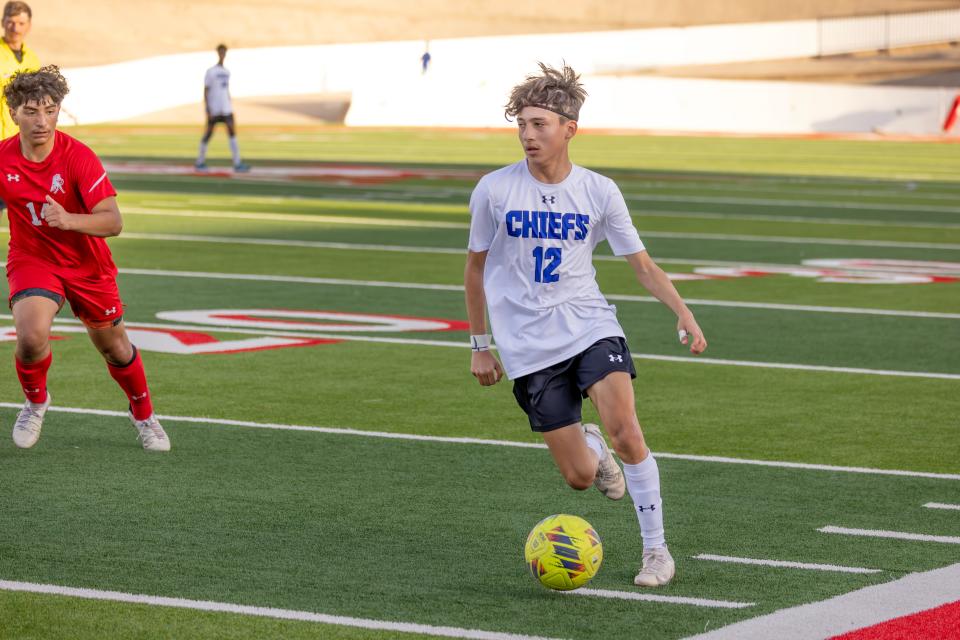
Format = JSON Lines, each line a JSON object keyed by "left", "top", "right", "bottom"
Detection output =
{"left": 609, "top": 354, "right": 623, "bottom": 363}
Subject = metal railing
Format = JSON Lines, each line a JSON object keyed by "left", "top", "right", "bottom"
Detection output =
{"left": 817, "top": 8, "right": 960, "bottom": 56}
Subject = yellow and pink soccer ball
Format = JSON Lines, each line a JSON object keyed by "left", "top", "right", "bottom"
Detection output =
{"left": 524, "top": 514, "right": 603, "bottom": 590}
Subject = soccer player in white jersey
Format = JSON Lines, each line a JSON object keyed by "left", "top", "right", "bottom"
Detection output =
{"left": 465, "top": 63, "right": 707, "bottom": 587}
{"left": 195, "top": 44, "right": 249, "bottom": 172}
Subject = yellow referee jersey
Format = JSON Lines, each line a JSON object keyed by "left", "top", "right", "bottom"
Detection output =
{"left": 0, "top": 41, "right": 40, "bottom": 139}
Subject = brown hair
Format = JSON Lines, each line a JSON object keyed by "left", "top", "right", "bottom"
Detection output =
{"left": 4, "top": 65, "right": 69, "bottom": 110}
{"left": 504, "top": 62, "right": 587, "bottom": 122}
{"left": 3, "top": 1, "right": 31, "bottom": 19}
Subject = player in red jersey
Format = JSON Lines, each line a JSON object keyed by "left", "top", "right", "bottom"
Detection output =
{"left": 1, "top": 65, "right": 170, "bottom": 451}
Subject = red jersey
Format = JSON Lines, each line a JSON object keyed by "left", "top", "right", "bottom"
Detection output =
{"left": 0, "top": 130, "right": 118, "bottom": 277}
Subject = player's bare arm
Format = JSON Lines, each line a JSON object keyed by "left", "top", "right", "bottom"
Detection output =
{"left": 625, "top": 251, "right": 707, "bottom": 354}
{"left": 42, "top": 195, "right": 121, "bottom": 237}
{"left": 464, "top": 249, "right": 503, "bottom": 386}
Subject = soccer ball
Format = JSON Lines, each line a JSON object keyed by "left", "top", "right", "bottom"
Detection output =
{"left": 524, "top": 514, "right": 603, "bottom": 591}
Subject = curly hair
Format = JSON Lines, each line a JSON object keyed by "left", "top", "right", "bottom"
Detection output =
{"left": 4, "top": 65, "right": 69, "bottom": 110}
{"left": 504, "top": 62, "right": 587, "bottom": 122}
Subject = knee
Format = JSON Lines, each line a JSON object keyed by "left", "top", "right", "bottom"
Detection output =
{"left": 606, "top": 416, "right": 649, "bottom": 463}
{"left": 98, "top": 341, "right": 134, "bottom": 366}
{"left": 562, "top": 466, "right": 595, "bottom": 491}
{"left": 16, "top": 329, "right": 50, "bottom": 360}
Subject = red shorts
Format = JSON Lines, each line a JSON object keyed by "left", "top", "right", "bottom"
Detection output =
{"left": 7, "top": 261, "right": 124, "bottom": 329}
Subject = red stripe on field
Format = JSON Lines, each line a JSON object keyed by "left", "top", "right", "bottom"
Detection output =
{"left": 829, "top": 600, "right": 960, "bottom": 640}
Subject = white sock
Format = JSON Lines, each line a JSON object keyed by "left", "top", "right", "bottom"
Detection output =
{"left": 622, "top": 453, "right": 666, "bottom": 549}
{"left": 229, "top": 137, "right": 241, "bottom": 165}
{"left": 582, "top": 428, "right": 605, "bottom": 465}
{"left": 197, "top": 141, "right": 208, "bottom": 164}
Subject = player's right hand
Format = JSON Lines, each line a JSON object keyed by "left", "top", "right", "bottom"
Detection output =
{"left": 43, "top": 196, "right": 74, "bottom": 231}
{"left": 471, "top": 350, "right": 504, "bottom": 386}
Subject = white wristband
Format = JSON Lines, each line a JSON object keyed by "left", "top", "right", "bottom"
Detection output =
{"left": 470, "top": 334, "right": 491, "bottom": 352}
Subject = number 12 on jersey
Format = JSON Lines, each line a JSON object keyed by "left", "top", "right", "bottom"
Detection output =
{"left": 533, "top": 246, "right": 562, "bottom": 283}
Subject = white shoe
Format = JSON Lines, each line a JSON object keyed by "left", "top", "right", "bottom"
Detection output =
{"left": 130, "top": 412, "right": 171, "bottom": 452}
{"left": 583, "top": 422, "right": 625, "bottom": 500}
{"left": 12, "top": 392, "right": 51, "bottom": 449}
{"left": 634, "top": 545, "right": 675, "bottom": 587}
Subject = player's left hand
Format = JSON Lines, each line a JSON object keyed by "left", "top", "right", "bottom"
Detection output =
{"left": 677, "top": 313, "right": 707, "bottom": 355}
{"left": 43, "top": 196, "right": 75, "bottom": 231}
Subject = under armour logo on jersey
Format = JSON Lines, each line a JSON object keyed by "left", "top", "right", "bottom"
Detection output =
{"left": 637, "top": 504, "right": 656, "bottom": 513}
{"left": 6, "top": 173, "right": 18, "bottom": 182}
{"left": 541, "top": 195, "right": 556, "bottom": 204}
{"left": 50, "top": 173, "right": 65, "bottom": 194}
{"left": 609, "top": 354, "right": 623, "bottom": 363}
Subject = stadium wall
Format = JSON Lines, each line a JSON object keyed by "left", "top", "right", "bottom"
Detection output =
{"left": 60, "top": 12, "right": 959, "bottom": 134}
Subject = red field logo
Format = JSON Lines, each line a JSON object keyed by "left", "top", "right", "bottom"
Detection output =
{"left": 2, "top": 309, "right": 469, "bottom": 355}
{"left": 691, "top": 259, "right": 960, "bottom": 284}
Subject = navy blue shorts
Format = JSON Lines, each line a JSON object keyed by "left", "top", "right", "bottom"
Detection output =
{"left": 512, "top": 336, "right": 637, "bottom": 432}
{"left": 207, "top": 114, "right": 235, "bottom": 126}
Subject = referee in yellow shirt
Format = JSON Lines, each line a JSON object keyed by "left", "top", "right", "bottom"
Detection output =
{"left": 0, "top": 1, "right": 39, "bottom": 139}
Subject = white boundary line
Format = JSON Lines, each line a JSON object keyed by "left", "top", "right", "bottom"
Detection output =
{"left": 9, "top": 233, "right": 957, "bottom": 320}
{"left": 0, "top": 580, "right": 563, "bottom": 640}
{"left": 636, "top": 208, "right": 960, "bottom": 230}
{"left": 681, "top": 562, "right": 960, "bottom": 640}
{"left": 568, "top": 588, "right": 753, "bottom": 609}
{"left": 109, "top": 265, "right": 960, "bottom": 321}
{"left": 646, "top": 452, "right": 960, "bottom": 481}
{"left": 631, "top": 354, "right": 960, "bottom": 381}
{"left": 693, "top": 554, "right": 881, "bottom": 574}
{"left": 639, "top": 230, "right": 960, "bottom": 251}
{"left": 2, "top": 402, "right": 957, "bottom": 481}
{"left": 121, "top": 207, "right": 471, "bottom": 229}
{"left": 112, "top": 231, "right": 960, "bottom": 312}
{"left": 2, "top": 313, "right": 957, "bottom": 380}
{"left": 626, "top": 192, "right": 960, "bottom": 215}
{"left": 818, "top": 526, "right": 960, "bottom": 544}
{"left": 924, "top": 502, "right": 960, "bottom": 511}
{"left": 118, "top": 232, "right": 467, "bottom": 255}
{"left": 115, "top": 208, "right": 960, "bottom": 249}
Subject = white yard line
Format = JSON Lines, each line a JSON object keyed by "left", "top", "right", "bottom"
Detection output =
{"left": 1, "top": 314, "right": 957, "bottom": 380}
{"left": 121, "top": 207, "right": 470, "bottom": 229}
{"left": 567, "top": 588, "right": 753, "bottom": 609}
{"left": 648, "top": 453, "right": 960, "bottom": 481}
{"left": 639, "top": 230, "right": 960, "bottom": 250}
{"left": 1, "top": 310, "right": 956, "bottom": 380}
{"left": 924, "top": 502, "right": 960, "bottom": 511}
{"left": 118, "top": 232, "right": 466, "bottom": 254}
{"left": 0, "top": 580, "right": 562, "bottom": 640}
{"left": 635, "top": 208, "right": 960, "bottom": 230}
{"left": 116, "top": 209, "right": 959, "bottom": 249}
{"left": 104, "top": 266, "right": 960, "bottom": 321}
{"left": 693, "top": 554, "right": 881, "bottom": 574}
{"left": 119, "top": 267, "right": 466, "bottom": 291}
{"left": 631, "top": 354, "right": 960, "bottom": 381}
{"left": 628, "top": 193, "right": 960, "bottom": 215}
{"left": 818, "top": 526, "right": 960, "bottom": 544}
{"left": 1, "top": 402, "right": 957, "bottom": 481}
{"left": 681, "top": 562, "right": 960, "bottom": 640}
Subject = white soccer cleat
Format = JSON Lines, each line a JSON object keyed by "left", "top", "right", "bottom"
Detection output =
{"left": 583, "top": 422, "right": 625, "bottom": 500}
{"left": 634, "top": 545, "right": 676, "bottom": 587}
{"left": 12, "top": 392, "right": 51, "bottom": 449}
{"left": 130, "top": 412, "right": 171, "bottom": 452}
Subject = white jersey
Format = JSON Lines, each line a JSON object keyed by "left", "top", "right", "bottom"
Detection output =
{"left": 204, "top": 64, "right": 233, "bottom": 116}
{"left": 468, "top": 160, "right": 645, "bottom": 379}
